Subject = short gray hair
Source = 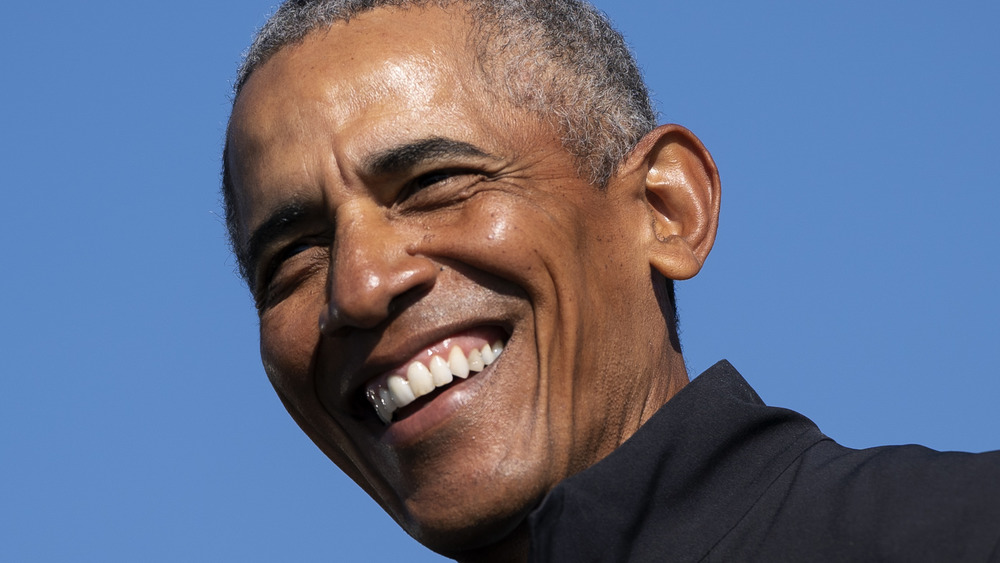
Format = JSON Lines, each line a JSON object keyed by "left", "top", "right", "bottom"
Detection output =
{"left": 222, "top": 0, "right": 665, "bottom": 300}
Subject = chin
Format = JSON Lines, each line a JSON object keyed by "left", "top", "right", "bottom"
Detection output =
{"left": 404, "top": 504, "right": 531, "bottom": 561}
{"left": 381, "top": 459, "right": 546, "bottom": 559}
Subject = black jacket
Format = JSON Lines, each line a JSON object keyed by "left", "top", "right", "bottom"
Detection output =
{"left": 528, "top": 361, "right": 1000, "bottom": 562}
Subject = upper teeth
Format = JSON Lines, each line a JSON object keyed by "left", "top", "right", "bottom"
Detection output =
{"left": 367, "top": 340, "right": 504, "bottom": 424}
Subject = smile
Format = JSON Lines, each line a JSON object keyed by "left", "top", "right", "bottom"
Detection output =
{"left": 364, "top": 336, "right": 506, "bottom": 424}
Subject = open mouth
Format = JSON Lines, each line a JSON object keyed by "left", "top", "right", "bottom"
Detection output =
{"left": 364, "top": 331, "right": 507, "bottom": 425}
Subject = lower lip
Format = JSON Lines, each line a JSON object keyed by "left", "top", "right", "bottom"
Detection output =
{"left": 379, "top": 356, "right": 497, "bottom": 447}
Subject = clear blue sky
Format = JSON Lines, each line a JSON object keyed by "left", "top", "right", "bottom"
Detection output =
{"left": 2, "top": 1, "right": 997, "bottom": 561}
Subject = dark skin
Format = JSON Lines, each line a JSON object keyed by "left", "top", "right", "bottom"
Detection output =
{"left": 226, "top": 5, "right": 720, "bottom": 561}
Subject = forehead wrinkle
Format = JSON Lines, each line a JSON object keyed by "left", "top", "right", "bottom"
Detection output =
{"left": 354, "top": 57, "right": 443, "bottom": 106}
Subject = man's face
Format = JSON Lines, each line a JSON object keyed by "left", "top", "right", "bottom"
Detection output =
{"left": 227, "top": 5, "right": 675, "bottom": 555}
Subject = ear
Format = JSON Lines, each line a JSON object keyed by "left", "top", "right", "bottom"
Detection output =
{"left": 619, "top": 124, "right": 720, "bottom": 281}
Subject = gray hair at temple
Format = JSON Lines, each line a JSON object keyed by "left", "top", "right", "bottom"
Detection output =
{"left": 222, "top": 0, "right": 663, "bottom": 299}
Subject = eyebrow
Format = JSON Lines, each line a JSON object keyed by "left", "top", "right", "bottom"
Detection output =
{"left": 243, "top": 199, "right": 312, "bottom": 288}
{"left": 361, "top": 136, "right": 497, "bottom": 177}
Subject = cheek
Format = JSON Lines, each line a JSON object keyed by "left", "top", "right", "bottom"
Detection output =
{"left": 443, "top": 192, "right": 587, "bottom": 282}
{"left": 259, "top": 301, "right": 321, "bottom": 394}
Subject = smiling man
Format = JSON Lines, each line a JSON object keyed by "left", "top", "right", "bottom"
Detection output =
{"left": 223, "top": 1, "right": 1000, "bottom": 561}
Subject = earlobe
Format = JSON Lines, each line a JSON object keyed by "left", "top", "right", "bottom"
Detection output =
{"left": 624, "top": 124, "right": 720, "bottom": 281}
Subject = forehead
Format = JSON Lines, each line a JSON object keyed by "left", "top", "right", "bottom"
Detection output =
{"left": 227, "top": 5, "right": 523, "bottom": 235}
{"left": 235, "top": 6, "right": 478, "bottom": 118}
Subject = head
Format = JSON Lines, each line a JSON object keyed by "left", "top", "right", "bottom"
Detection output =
{"left": 224, "top": 0, "right": 665, "bottom": 305}
{"left": 223, "top": 0, "right": 719, "bottom": 559}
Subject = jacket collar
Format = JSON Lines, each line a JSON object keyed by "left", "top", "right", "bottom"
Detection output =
{"left": 528, "top": 360, "right": 826, "bottom": 561}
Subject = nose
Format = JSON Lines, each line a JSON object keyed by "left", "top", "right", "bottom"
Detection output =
{"left": 318, "top": 202, "right": 438, "bottom": 335}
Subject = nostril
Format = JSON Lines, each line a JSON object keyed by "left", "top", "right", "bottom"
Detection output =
{"left": 323, "top": 251, "right": 440, "bottom": 333}
{"left": 318, "top": 304, "right": 345, "bottom": 336}
{"left": 381, "top": 280, "right": 433, "bottom": 321}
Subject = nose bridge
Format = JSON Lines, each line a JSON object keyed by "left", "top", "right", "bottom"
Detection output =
{"left": 335, "top": 201, "right": 392, "bottom": 292}
{"left": 320, "top": 201, "right": 434, "bottom": 332}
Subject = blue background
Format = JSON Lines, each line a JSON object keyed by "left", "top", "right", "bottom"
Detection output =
{"left": 2, "top": 1, "right": 997, "bottom": 561}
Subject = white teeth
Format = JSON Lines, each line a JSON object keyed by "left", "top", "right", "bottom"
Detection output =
{"left": 449, "top": 346, "right": 470, "bottom": 379}
{"left": 407, "top": 361, "right": 435, "bottom": 397}
{"left": 429, "top": 355, "right": 453, "bottom": 386}
{"left": 388, "top": 375, "right": 415, "bottom": 408}
{"left": 367, "top": 340, "right": 506, "bottom": 424}
{"left": 480, "top": 344, "right": 495, "bottom": 365}
{"left": 468, "top": 348, "right": 485, "bottom": 372}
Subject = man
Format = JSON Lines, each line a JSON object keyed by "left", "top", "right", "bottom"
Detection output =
{"left": 223, "top": 0, "right": 1000, "bottom": 560}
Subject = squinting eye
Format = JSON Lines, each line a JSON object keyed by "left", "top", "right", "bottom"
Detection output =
{"left": 284, "top": 241, "right": 313, "bottom": 258}
{"left": 396, "top": 168, "right": 482, "bottom": 205}
{"left": 409, "top": 170, "right": 457, "bottom": 191}
{"left": 262, "top": 241, "right": 315, "bottom": 288}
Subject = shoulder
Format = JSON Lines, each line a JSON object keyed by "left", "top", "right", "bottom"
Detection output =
{"left": 715, "top": 441, "right": 1000, "bottom": 562}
